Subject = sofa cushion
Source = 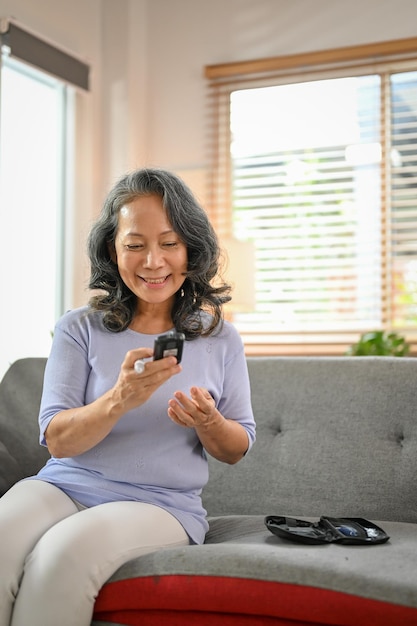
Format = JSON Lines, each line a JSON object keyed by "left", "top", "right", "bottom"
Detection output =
{"left": 94, "top": 580, "right": 417, "bottom": 626}
{"left": 0, "top": 440, "right": 21, "bottom": 496}
{"left": 93, "top": 515, "right": 417, "bottom": 626}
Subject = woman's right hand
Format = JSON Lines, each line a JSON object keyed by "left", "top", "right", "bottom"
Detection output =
{"left": 110, "top": 347, "right": 182, "bottom": 415}
{"left": 44, "top": 348, "right": 182, "bottom": 458}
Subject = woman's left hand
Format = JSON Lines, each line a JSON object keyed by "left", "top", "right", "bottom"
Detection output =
{"left": 168, "top": 387, "right": 249, "bottom": 464}
{"left": 167, "top": 387, "right": 219, "bottom": 429}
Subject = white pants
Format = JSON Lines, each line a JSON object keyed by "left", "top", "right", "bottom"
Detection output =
{"left": 0, "top": 479, "right": 189, "bottom": 626}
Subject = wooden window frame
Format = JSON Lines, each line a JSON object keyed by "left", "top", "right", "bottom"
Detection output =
{"left": 205, "top": 38, "right": 417, "bottom": 356}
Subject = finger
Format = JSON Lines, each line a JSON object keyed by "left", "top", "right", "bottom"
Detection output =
{"left": 167, "top": 403, "right": 193, "bottom": 427}
{"left": 139, "top": 361, "right": 182, "bottom": 393}
{"left": 173, "top": 391, "right": 198, "bottom": 412}
{"left": 189, "top": 388, "right": 215, "bottom": 413}
{"left": 125, "top": 348, "right": 154, "bottom": 369}
{"left": 168, "top": 397, "right": 187, "bottom": 416}
{"left": 132, "top": 354, "right": 179, "bottom": 378}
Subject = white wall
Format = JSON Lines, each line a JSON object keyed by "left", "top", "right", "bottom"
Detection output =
{"left": 1, "top": 0, "right": 417, "bottom": 311}
{"left": 143, "top": 0, "right": 417, "bottom": 172}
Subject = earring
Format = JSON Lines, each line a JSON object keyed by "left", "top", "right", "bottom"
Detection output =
{"left": 180, "top": 288, "right": 185, "bottom": 297}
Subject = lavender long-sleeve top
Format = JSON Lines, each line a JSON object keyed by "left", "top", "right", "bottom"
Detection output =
{"left": 35, "top": 306, "right": 256, "bottom": 544}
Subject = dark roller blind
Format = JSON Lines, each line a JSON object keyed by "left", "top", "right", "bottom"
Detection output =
{"left": 0, "top": 19, "right": 89, "bottom": 90}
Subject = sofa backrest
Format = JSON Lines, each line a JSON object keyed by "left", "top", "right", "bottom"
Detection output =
{"left": 0, "top": 358, "right": 49, "bottom": 495}
{"left": 203, "top": 356, "right": 417, "bottom": 524}
{"left": 2, "top": 356, "right": 417, "bottom": 524}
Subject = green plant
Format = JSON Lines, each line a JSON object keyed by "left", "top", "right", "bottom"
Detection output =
{"left": 346, "top": 331, "right": 410, "bottom": 357}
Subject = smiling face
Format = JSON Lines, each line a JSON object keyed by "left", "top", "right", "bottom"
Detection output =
{"left": 111, "top": 194, "right": 188, "bottom": 314}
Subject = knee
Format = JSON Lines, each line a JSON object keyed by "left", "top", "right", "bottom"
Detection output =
{"left": 22, "top": 520, "right": 100, "bottom": 599}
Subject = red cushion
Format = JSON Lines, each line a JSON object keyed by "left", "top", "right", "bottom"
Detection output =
{"left": 94, "top": 575, "right": 417, "bottom": 626}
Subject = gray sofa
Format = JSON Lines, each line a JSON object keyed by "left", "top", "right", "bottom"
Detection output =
{"left": 1, "top": 356, "right": 417, "bottom": 625}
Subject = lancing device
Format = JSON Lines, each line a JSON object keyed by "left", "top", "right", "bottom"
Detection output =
{"left": 133, "top": 360, "right": 145, "bottom": 374}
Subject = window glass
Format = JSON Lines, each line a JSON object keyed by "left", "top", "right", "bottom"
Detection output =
{"left": 0, "top": 56, "right": 67, "bottom": 378}
{"left": 229, "top": 71, "right": 417, "bottom": 335}
{"left": 391, "top": 71, "right": 417, "bottom": 327}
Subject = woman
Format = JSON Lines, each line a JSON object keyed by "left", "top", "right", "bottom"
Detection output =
{"left": 0, "top": 168, "right": 256, "bottom": 626}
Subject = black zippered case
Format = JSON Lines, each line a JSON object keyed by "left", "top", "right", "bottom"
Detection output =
{"left": 265, "top": 515, "right": 390, "bottom": 545}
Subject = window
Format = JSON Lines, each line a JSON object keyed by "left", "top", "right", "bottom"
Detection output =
{"left": 0, "top": 56, "right": 68, "bottom": 377}
{"left": 206, "top": 38, "right": 417, "bottom": 354}
{"left": 0, "top": 20, "right": 89, "bottom": 378}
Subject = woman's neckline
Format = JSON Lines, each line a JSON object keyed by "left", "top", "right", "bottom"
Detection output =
{"left": 125, "top": 326, "right": 175, "bottom": 337}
